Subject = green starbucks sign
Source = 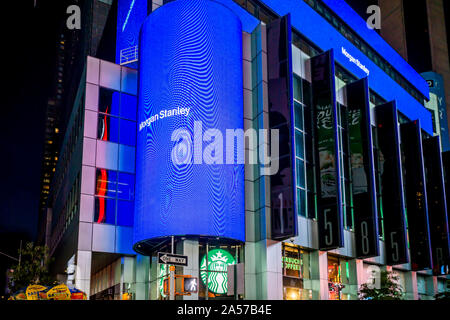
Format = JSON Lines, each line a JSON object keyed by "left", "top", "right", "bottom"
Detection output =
{"left": 200, "top": 249, "right": 236, "bottom": 294}
{"left": 158, "top": 264, "right": 169, "bottom": 298}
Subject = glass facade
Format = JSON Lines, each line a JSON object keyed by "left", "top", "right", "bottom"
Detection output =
{"left": 292, "top": 53, "right": 316, "bottom": 220}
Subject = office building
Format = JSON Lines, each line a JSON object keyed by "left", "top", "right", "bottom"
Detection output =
{"left": 42, "top": 0, "right": 450, "bottom": 300}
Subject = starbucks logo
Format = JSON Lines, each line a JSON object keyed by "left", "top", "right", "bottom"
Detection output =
{"left": 200, "top": 249, "right": 236, "bottom": 294}
{"left": 158, "top": 264, "right": 169, "bottom": 298}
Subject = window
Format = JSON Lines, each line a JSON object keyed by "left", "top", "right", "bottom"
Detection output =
{"left": 119, "top": 119, "right": 136, "bottom": 146}
{"left": 327, "top": 255, "right": 355, "bottom": 300}
{"left": 120, "top": 93, "right": 137, "bottom": 121}
{"left": 98, "top": 114, "right": 119, "bottom": 143}
{"left": 94, "top": 169, "right": 135, "bottom": 226}
{"left": 282, "top": 243, "right": 313, "bottom": 300}
{"left": 117, "top": 200, "right": 134, "bottom": 226}
{"left": 94, "top": 197, "right": 116, "bottom": 224}
{"left": 95, "top": 169, "right": 117, "bottom": 198}
{"left": 99, "top": 88, "right": 120, "bottom": 116}
{"left": 117, "top": 172, "right": 134, "bottom": 200}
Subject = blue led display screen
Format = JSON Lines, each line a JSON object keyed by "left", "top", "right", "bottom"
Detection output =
{"left": 134, "top": 0, "right": 245, "bottom": 247}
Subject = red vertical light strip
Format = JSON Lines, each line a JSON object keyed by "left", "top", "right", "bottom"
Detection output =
{"left": 96, "top": 106, "right": 109, "bottom": 223}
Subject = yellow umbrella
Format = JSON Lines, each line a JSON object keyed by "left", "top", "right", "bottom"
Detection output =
{"left": 46, "top": 284, "right": 71, "bottom": 300}
{"left": 26, "top": 285, "right": 48, "bottom": 300}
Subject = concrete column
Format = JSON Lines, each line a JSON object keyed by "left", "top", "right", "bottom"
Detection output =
{"left": 404, "top": 271, "right": 418, "bottom": 300}
{"left": 355, "top": 259, "right": 365, "bottom": 289}
{"left": 344, "top": 259, "right": 359, "bottom": 299}
{"left": 427, "top": 276, "right": 438, "bottom": 298}
{"left": 149, "top": 255, "right": 158, "bottom": 300}
{"left": 305, "top": 250, "right": 321, "bottom": 300}
{"left": 183, "top": 239, "right": 199, "bottom": 300}
{"left": 75, "top": 250, "right": 92, "bottom": 299}
{"left": 318, "top": 251, "right": 329, "bottom": 300}
{"left": 264, "top": 240, "right": 283, "bottom": 300}
{"left": 122, "top": 256, "right": 135, "bottom": 299}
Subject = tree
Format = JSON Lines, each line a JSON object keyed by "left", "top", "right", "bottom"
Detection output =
{"left": 358, "top": 270, "right": 404, "bottom": 300}
{"left": 7, "top": 242, "right": 55, "bottom": 292}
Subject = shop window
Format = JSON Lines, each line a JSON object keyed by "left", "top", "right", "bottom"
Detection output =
{"left": 282, "top": 243, "right": 312, "bottom": 300}
{"left": 327, "top": 255, "right": 354, "bottom": 300}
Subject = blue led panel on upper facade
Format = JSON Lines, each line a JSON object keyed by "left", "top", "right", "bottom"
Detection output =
{"left": 239, "top": 0, "right": 433, "bottom": 134}
{"left": 322, "top": 0, "right": 429, "bottom": 99}
{"left": 134, "top": 0, "right": 245, "bottom": 247}
{"left": 116, "top": 0, "right": 147, "bottom": 67}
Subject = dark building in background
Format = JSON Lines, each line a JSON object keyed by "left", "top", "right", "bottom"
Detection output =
{"left": 37, "top": 0, "right": 115, "bottom": 245}
{"left": 344, "top": 0, "right": 450, "bottom": 149}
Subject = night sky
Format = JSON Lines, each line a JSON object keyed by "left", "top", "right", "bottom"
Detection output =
{"left": 0, "top": 2, "right": 67, "bottom": 244}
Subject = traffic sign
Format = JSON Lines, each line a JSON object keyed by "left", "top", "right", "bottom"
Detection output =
{"left": 158, "top": 252, "right": 188, "bottom": 266}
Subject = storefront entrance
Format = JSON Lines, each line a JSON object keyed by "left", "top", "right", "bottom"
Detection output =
{"left": 282, "top": 242, "right": 313, "bottom": 300}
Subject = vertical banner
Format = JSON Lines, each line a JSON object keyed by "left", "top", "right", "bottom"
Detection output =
{"left": 423, "top": 137, "right": 450, "bottom": 275}
{"left": 346, "top": 78, "right": 379, "bottom": 258}
{"left": 267, "top": 14, "right": 297, "bottom": 240}
{"left": 422, "top": 72, "right": 450, "bottom": 152}
{"left": 400, "top": 120, "right": 433, "bottom": 271}
{"left": 375, "top": 102, "right": 409, "bottom": 265}
{"left": 311, "top": 50, "right": 343, "bottom": 250}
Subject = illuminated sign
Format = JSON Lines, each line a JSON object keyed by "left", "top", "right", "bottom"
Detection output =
{"left": 200, "top": 249, "right": 236, "bottom": 294}
{"left": 158, "top": 264, "right": 169, "bottom": 298}
{"left": 341, "top": 47, "right": 369, "bottom": 76}
{"left": 184, "top": 277, "right": 198, "bottom": 293}
{"left": 282, "top": 256, "right": 301, "bottom": 271}
{"left": 133, "top": 0, "right": 245, "bottom": 249}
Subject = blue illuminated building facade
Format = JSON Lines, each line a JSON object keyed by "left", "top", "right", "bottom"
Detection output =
{"left": 44, "top": 0, "right": 449, "bottom": 300}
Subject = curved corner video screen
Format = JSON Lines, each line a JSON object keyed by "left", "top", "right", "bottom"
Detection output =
{"left": 134, "top": 0, "right": 245, "bottom": 246}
